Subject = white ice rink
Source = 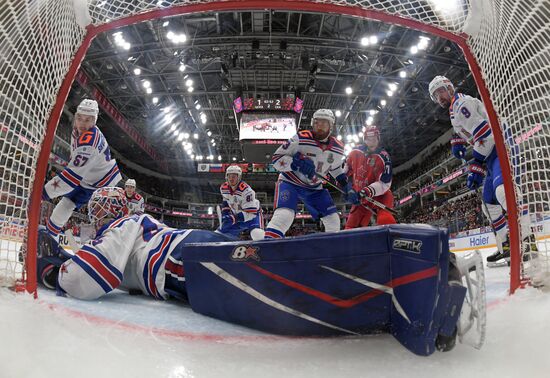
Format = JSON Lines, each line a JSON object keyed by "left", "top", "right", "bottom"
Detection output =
{"left": 1, "top": 247, "right": 550, "bottom": 378}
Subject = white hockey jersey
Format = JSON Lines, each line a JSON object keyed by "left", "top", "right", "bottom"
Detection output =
{"left": 220, "top": 181, "right": 260, "bottom": 222}
{"left": 271, "top": 130, "right": 345, "bottom": 189}
{"left": 449, "top": 93, "right": 495, "bottom": 162}
{"left": 58, "top": 214, "right": 189, "bottom": 300}
{"left": 126, "top": 192, "right": 145, "bottom": 214}
{"left": 44, "top": 126, "right": 121, "bottom": 198}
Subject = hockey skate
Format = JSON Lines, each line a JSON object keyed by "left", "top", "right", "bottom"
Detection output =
{"left": 454, "top": 250, "right": 486, "bottom": 349}
{"left": 486, "top": 236, "right": 510, "bottom": 268}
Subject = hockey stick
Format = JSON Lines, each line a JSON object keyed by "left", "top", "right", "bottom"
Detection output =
{"left": 312, "top": 172, "right": 398, "bottom": 217}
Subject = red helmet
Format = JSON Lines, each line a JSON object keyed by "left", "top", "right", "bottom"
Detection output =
{"left": 363, "top": 125, "right": 380, "bottom": 141}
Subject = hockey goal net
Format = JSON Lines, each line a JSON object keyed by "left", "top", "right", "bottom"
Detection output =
{"left": 0, "top": 0, "right": 548, "bottom": 294}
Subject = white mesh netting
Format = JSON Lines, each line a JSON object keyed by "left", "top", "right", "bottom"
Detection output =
{"left": 0, "top": 0, "right": 548, "bottom": 291}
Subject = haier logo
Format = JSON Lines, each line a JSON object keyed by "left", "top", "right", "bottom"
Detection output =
{"left": 393, "top": 239, "right": 422, "bottom": 254}
{"left": 469, "top": 236, "right": 489, "bottom": 247}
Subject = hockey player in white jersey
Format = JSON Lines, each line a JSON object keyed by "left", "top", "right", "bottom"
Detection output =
{"left": 264, "top": 109, "right": 358, "bottom": 239}
{"left": 42, "top": 99, "right": 121, "bottom": 239}
{"left": 217, "top": 165, "right": 265, "bottom": 240}
{"left": 36, "top": 187, "right": 232, "bottom": 300}
{"left": 124, "top": 178, "right": 145, "bottom": 214}
{"left": 429, "top": 76, "right": 510, "bottom": 263}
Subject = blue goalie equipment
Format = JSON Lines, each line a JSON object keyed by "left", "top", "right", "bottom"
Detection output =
{"left": 176, "top": 224, "right": 483, "bottom": 356}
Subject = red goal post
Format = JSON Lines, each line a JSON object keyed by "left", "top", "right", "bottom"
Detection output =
{"left": 1, "top": 0, "right": 548, "bottom": 295}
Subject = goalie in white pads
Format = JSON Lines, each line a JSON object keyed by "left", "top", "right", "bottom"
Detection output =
{"left": 124, "top": 178, "right": 145, "bottom": 215}
{"left": 42, "top": 99, "right": 121, "bottom": 240}
{"left": 264, "top": 109, "right": 358, "bottom": 239}
{"left": 37, "top": 187, "right": 232, "bottom": 300}
{"left": 217, "top": 165, "right": 265, "bottom": 240}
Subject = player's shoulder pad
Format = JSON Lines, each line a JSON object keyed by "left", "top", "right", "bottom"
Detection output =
{"left": 220, "top": 182, "right": 230, "bottom": 191}
{"left": 329, "top": 135, "right": 344, "bottom": 149}
{"left": 379, "top": 149, "right": 392, "bottom": 161}
{"left": 298, "top": 130, "right": 314, "bottom": 140}
{"left": 237, "top": 181, "right": 249, "bottom": 192}
{"left": 134, "top": 193, "right": 143, "bottom": 200}
{"left": 76, "top": 127, "right": 98, "bottom": 147}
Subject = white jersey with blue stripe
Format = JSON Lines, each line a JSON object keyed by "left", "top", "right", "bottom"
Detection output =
{"left": 271, "top": 130, "right": 345, "bottom": 189}
{"left": 58, "top": 214, "right": 189, "bottom": 300}
{"left": 44, "top": 125, "right": 121, "bottom": 199}
{"left": 220, "top": 181, "right": 260, "bottom": 222}
{"left": 449, "top": 93, "right": 494, "bottom": 161}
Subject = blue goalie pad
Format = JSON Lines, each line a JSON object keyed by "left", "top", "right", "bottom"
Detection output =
{"left": 177, "top": 224, "right": 465, "bottom": 356}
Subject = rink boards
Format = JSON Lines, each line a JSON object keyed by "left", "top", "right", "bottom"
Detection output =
{"left": 179, "top": 224, "right": 466, "bottom": 356}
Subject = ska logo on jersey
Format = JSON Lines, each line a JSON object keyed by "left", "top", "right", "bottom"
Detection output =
{"left": 392, "top": 239, "right": 422, "bottom": 254}
{"left": 231, "top": 245, "right": 260, "bottom": 262}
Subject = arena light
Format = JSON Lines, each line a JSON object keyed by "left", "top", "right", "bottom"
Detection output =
{"left": 380, "top": 99, "right": 387, "bottom": 107}
{"left": 183, "top": 132, "right": 189, "bottom": 139}
{"left": 366, "top": 118, "right": 374, "bottom": 126}
{"left": 353, "top": 134, "right": 359, "bottom": 143}
{"left": 179, "top": 64, "right": 186, "bottom": 72}
{"left": 337, "top": 135, "right": 342, "bottom": 141}
{"left": 146, "top": 87, "right": 152, "bottom": 94}
{"left": 195, "top": 104, "right": 201, "bottom": 110}
{"left": 207, "top": 155, "right": 213, "bottom": 160}
{"left": 232, "top": 157, "right": 237, "bottom": 161}
{"left": 185, "top": 79, "right": 193, "bottom": 87}
{"left": 369, "top": 35, "right": 378, "bottom": 44}
{"left": 193, "top": 133, "right": 198, "bottom": 139}
{"left": 212, "top": 142, "right": 216, "bottom": 146}
{"left": 152, "top": 97, "right": 158, "bottom": 104}
{"left": 173, "top": 130, "right": 180, "bottom": 137}
{"left": 360, "top": 36, "right": 370, "bottom": 46}
{"left": 358, "top": 132, "right": 364, "bottom": 138}
{"left": 346, "top": 135, "right": 352, "bottom": 142}
{"left": 369, "top": 109, "right": 377, "bottom": 116}
{"left": 418, "top": 36, "right": 430, "bottom": 50}
{"left": 410, "top": 45, "right": 418, "bottom": 54}
{"left": 389, "top": 83, "right": 398, "bottom": 91}
{"left": 207, "top": 130, "right": 212, "bottom": 136}
{"left": 190, "top": 154, "right": 195, "bottom": 159}
{"left": 210, "top": 138, "right": 215, "bottom": 144}
{"left": 218, "top": 155, "right": 222, "bottom": 161}
{"left": 142, "top": 80, "right": 151, "bottom": 89}
{"left": 387, "top": 90, "right": 394, "bottom": 97}
{"left": 335, "top": 110, "right": 342, "bottom": 117}
{"left": 170, "top": 124, "right": 177, "bottom": 131}
{"left": 345, "top": 87, "right": 353, "bottom": 95}
{"left": 187, "top": 87, "right": 194, "bottom": 93}
{"left": 133, "top": 68, "right": 141, "bottom": 75}
{"left": 399, "top": 71, "right": 407, "bottom": 78}
{"left": 162, "top": 21, "right": 169, "bottom": 27}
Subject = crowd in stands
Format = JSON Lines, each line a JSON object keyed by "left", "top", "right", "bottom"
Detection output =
{"left": 393, "top": 144, "right": 452, "bottom": 190}
{"left": 403, "top": 193, "right": 487, "bottom": 234}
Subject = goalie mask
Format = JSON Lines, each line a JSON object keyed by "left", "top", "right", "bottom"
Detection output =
{"left": 88, "top": 187, "right": 129, "bottom": 227}
{"left": 310, "top": 109, "right": 335, "bottom": 141}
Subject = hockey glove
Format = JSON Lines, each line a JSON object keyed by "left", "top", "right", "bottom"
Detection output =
{"left": 360, "top": 186, "right": 376, "bottom": 199}
{"left": 466, "top": 161, "right": 486, "bottom": 190}
{"left": 343, "top": 183, "right": 359, "bottom": 205}
{"left": 291, "top": 153, "right": 316, "bottom": 179}
{"left": 450, "top": 136, "right": 467, "bottom": 160}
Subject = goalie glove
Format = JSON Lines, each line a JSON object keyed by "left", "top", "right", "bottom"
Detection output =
{"left": 467, "top": 161, "right": 486, "bottom": 190}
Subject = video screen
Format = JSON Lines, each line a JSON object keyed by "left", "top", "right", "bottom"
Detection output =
{"left": 239, "top": 113, "right": 297, "bottom": 140}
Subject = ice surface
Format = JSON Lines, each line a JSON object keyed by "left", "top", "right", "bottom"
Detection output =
{"left": 1, "top": 247, "right": 550, "bottom": 378}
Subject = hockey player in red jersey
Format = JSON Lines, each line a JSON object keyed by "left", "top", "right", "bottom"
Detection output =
{"left": 345, "top": 125, "right": 396, "bottom": 229}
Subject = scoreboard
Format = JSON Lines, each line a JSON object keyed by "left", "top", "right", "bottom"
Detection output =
{"left": 234, "top": 97, "right": 303, "bottom": 113}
